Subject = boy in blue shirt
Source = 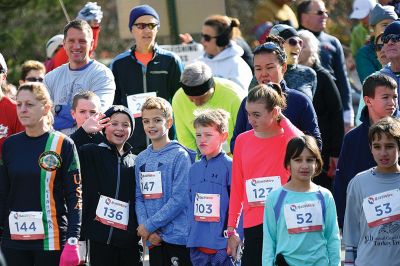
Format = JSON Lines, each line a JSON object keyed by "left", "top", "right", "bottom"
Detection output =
{"left": 135, "top": 96, "right": 195, "bottom": 265}
{"left": 186, "top": 109, "right": 234, "bottom": 265}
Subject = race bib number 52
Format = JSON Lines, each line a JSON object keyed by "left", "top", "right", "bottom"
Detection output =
{"left": 363, "top": 188, "right": 400, "bottom": 227}
{"left": 284, "top": 200, "right": 323, "bottom": 234}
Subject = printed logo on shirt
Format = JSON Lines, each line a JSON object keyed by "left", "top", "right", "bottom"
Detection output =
{"left": 0, "top": 124, "right": 9, "bottom": 139}
{"left": 290, "top": 205, "right": 297, "bottom": 211}
{"left": 38, "top": 151, "right": 62, "bottom": 172}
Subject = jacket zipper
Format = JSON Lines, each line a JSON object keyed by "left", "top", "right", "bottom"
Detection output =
{"left": 107, "top": 156, "right": 121, "bottom": 244}
{"left": 142, "top": 64, "right": 150, "bottom": 146}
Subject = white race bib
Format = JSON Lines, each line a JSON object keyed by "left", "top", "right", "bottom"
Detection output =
{"left": 194, "top": 193, "right": 220, "bottom": 222}
{"left": 95, "top": 195, "right": 129, "bottom": 230}
{"left": 9, "top": 211, "right": 45, "bottom": 240}
{"left": 127, "top": 92, "right": 157, "bottom": 118}
{"left": 284, "top": 200, "right": 323, "bottom": 234}
{"left": 362, "top": 188, "right": 400, "bottom": 227}
{"left": 245, "top": 176, "right": 281, "bottom": 207}
{"left": 140, "top": 171, "right": 163, "bottom": 199}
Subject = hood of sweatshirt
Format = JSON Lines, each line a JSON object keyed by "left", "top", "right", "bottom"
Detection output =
{"left": 200, "top": 40, "right": 244, "bottom": 63}
{"left": 144, "top": 140, "right": 196, "bottom": 163}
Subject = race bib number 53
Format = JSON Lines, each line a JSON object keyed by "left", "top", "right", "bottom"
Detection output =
{"left": 363, "top": 188, "right": 400, "bottom": 227}
{"left": 245, "top": 176, "right": 281, "bottom": 207}
{"left": 9, "top": 211, "right": 45, "bottom": 240}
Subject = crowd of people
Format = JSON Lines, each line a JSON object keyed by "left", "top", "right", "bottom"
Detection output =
{"left": 2, "top": 0, "right": 400, "bottom": 265}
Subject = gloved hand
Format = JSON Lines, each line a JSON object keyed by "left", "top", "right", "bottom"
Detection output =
{"left": 76, "top": 2, "right": 103, "bottom": 24}
{"left": 59, "top": 243, "right": 80, "bottom": 266}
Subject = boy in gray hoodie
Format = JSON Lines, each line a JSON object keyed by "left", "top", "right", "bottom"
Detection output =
{"left": 135, "top": 97, "right": 195, "bottom": 265}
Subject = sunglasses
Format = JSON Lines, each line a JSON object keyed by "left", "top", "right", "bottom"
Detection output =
{"left": 382, "top": 34, "right": 400, "bottom": 44}
{"left": 307, "top": 10, "right": 328, "bottom": 16}
{"left": 25, "top": 77, "right": 44, "bottom": 82}
{"left": 287, "top": 38, "right": 303, "bottom": 47}
{"left": 375, "top": 43, "right": 384, "bottom": 52}
{"left": 201, "top": 33, "right": 218, "bottom": 42}
{"left": 133, "top": 23, "right": 158, "bottom": 30}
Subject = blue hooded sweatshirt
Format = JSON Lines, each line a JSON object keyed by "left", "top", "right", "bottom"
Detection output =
{"left": 135, "top": 141, "right": 195, "bottom": 246}
{"left": 333, "top": 107, "right": 400, "bottom": 227}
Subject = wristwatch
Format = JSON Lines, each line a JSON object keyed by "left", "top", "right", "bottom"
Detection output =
{"left": 67, "top": 237, "right": 79, "bottom": 245}
{"left": 223, "top": 229, "right": 239, "bottom": 238}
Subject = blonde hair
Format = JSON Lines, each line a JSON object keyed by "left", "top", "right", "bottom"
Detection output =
{"left": 141, "top": 96, "right": 173, "bottom": 120}
{"left": 193, "top": 108, "right": 230, "bottom": 134}
{"left": 17, "top": 82, "right": 54, "bottom": 127}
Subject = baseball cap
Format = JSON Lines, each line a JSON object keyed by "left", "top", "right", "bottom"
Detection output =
{"left": 46, "top": 34, "right": 64, "bottom": 58}
{"left": 350, "top": 0, "right": 376, "bottom": 19}
{"left": 269, "top": 24, "right": 298, "bottom": 40}
{"left": 369, "top": 3, "right": 398, "bottom": 26}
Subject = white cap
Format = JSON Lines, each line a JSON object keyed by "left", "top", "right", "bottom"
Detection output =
{"left": 0, "top": 53, "right": 7, "bottom": 73}
{"left": 46, "top": 34, "right": 64, "bottom": 58}
{"left": 350, "top": 0, "right": 376, "bottom": 19}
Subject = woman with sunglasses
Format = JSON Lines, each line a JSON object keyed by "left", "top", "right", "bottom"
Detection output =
{"left": 198, "top": 15, "right": 253, "bottom": 90}
{"left": 111, "top": 4, "right": 184, "bottom": 155}
{"left": 298, "top": 29, "right": 344, "bottom": 191}
{"left": 269, "top": 24, "right": 317, "bottom": 101}
{"left": 230, "top": 36, "right": 321, "bottom": 152}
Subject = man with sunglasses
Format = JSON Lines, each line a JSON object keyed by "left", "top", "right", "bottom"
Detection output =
{"left": 111, "top": 4, "right": 183, "bottom": 155}
{"left": 298, "top": 0, "right": 354, "bottom": 132}
{"left": 380, "top": 21, "right": 400, "bottom": 98}
{"left": 0, "top": 52, "right": 24, "bottom": 162}
{"left": 18, "top": 60, "right": 45, "bottom": 85}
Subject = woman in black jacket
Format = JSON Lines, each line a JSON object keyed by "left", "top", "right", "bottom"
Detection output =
{"left": 298, "top": 29, "right": 345, "bottom": 191}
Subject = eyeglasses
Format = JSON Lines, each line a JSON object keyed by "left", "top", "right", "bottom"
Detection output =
{"left": 133, "top": 23, "right": 159, "bottom": 30}
{"left": 382, "top": 34, "right": 400, "bottom": 44}
{"left": 287, "top": 38, "right": 303, "bottom": 47}
{"left": 307, "top": 10, "right": 328, "bottom": 16}
{"left": 25, "top": 77, "right": 44, "bottom": 82}
{"left": 375, "top": 43, "right": 384, "bottom": 52}
{"left": 201, "top": 34, "right": 218, "bottom": 42}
